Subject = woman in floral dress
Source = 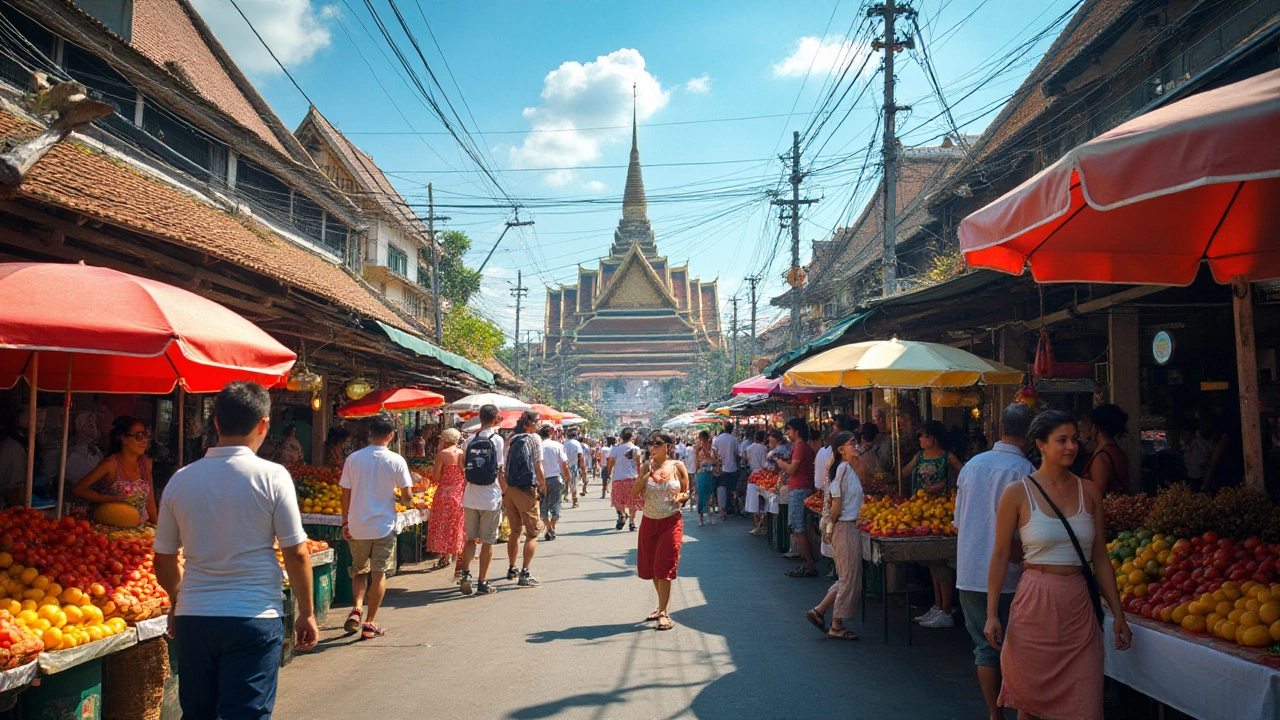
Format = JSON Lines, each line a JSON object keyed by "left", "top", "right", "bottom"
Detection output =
{"left": 425, "top": 428, "right": 466, "bottom": 575}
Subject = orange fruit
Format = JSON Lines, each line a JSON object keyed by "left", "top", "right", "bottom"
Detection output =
{"left": 1219, "top": 620, "right": 1239, "bottom": 641}
{"left": 1216, "top": 601, "right": 1234, "bottom": 616}
{"left": 1270, "top": 620, "right": 1280, "bottom": 643}
{"left": 41, "top": 626, "right": 61, "bottom": 651}
{"left": 1242, "top": 624, "right": 1272, "bottom": 647}
{"left": 1181, "top": 614, "right": 1207, "bottom": 633}
{"left": 1229, "top": 608, "right": 1245, "bottom": 624}
{"left": 1172, "top": 604, "right": 1190, "bottom": 625}
{"left": 1260, "top": 601, "right": 1280, "bottom": 626}
{"left": 1240, "top": 611, "right": 1261, "bottom": 628}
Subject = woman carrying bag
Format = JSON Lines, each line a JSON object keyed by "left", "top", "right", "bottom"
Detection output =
{"left": 985, "top": 410, "right": 1131, "bottom": 720}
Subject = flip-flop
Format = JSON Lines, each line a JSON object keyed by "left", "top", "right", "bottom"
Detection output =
{"left": 656, "top": 614, "right": 674, "bottom": 631}
{"left": 361, "top": 622, "right": 386, "bottom": 640}
{"left": 827, "top": 628, "right": 859, "bottom": 641}
{"left": 343, "top": 609, "right": 362, "bottom": 634}
{"left": 804, "top": 609, "right": 826, "bottom": 633}
{"left": 646, "top": 609, "right": 662, "bottom": 621}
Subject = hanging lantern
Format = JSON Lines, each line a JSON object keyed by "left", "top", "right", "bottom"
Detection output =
{"left": 286, "top": 367, "right": 322, "bottom": 393}
{"left": 786, "top": 266, "right": 806, "bottom": 288}
{"left": 345, "top": 375, "right": 373, "bottom": 400}
{"left": 311, "top": 394, "right": 322, "bottom": 411}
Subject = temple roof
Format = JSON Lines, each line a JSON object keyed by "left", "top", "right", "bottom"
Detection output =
{"left": 622, "top": 102, "right": 647, "bottom": 222}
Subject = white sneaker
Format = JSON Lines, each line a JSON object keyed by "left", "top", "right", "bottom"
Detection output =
{"left": 914, "top": 606, "right": 940, "bottom": 623}
{"left": 920, "top": 612, "right": 956, "bottom": 629}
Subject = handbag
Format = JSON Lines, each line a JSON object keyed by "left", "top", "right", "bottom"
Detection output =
{"left": 1024, "top": 476, "right": 1105, "bottom": 628}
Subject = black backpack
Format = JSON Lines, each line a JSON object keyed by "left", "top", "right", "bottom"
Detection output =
{"left": 506, "top": 434, "right": 538, "bottom": 488}
{"left": 464, "top": 433, "right": 499, "bottom": 485}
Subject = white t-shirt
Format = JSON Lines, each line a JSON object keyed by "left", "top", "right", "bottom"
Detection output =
{"left": 712, "top": 432, "right": 739, "bottom": 472}
{"left": 828, "top": 461, "right": 864, "bottom": 522}
{"left": 541, "top": 438, "right": 568, "bottom": 479}
{"left": 155, "top": 446, "right": 306, "bottom": 618}
{"left": 610, "top": 443, "right": 639, "bottom": 479}
{"left": 954, "top": 442, "right": 1035, "bottom": 593}
{"left": 813, "top": 445, "right": 834, "bottom": 491}
{"left": 462, "top": 428, "right": 505, "bottom": 512}
{"left": 563, "top": 438, "right": 584, "bottom": 469}
{"left": 339, "top": 445, "right": 413, "bottom": 540}
{"left": 745, "top": 443, "right": 770, "bottom": 473}
{"left": 680, "top": 443, "right": 696, "bottom": 473}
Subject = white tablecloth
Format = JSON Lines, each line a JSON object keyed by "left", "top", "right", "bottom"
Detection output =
{"left": 1104, "top": 615, "right": 1280, "bottom": 720}
{"left": 300, "top": 509, "right": 430, "bottom": 532}
{"left": 0, "top": 660, "right": 37, "bottom": 691}
{"left": 38, "top": 627, "right": 137, "bottom": 673}
{"left": 134, "top": 615, "right": 169, "bottom": 642}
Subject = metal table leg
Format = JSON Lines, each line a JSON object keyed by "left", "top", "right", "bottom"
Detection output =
{"left": 881, "top": 560, "right": 889, "bottom": 645}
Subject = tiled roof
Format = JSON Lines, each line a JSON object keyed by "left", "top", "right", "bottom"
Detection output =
{"left": 296, "top": 107, "right": 427, "bottom": 244}
{"left": 130, "top": 0, "right": 291, "bottom": 157}
{"left": 699, "top": 283, "right": 720, "bottom": 333}
{"left": 0, "top": 108, "right": 417, "bottom": 333}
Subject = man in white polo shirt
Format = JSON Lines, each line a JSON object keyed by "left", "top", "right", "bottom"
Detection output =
{"left": 339, "top": 412, "right": 416, "bottom": 639}
{"left": 154, "top": 381, "right": 317, "bottom": 719}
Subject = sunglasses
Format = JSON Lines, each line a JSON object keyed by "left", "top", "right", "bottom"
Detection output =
{"left": 124, "top": 430, "right": 151, "bottom": 441}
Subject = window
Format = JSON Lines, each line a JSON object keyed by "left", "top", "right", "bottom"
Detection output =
{"left": 388, "top": 245, "right": 408, "bottom": 276}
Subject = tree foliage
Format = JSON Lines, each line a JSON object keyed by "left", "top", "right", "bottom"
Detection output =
{"left": 439, "top": 230, "right": 482, "bottom": 307}
{"left": 441, "top": 305, "right": 504, "bottom": 362}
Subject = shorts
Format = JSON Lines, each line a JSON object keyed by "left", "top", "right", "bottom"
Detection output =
{"left": 464, "top": 507, "right": 502, "bottom": 544}
{"left": 959, "top": 590, "right": 1014, "bottom": 667}
{"left": 735, "top": 471, "right": 749, "bottom": 498}
{"left": 503, "top": 487, "right": 541, "bottom": 538}
{"left": 716, "top": 469, "right": 739, "bottom": 490}
{"left": 347, "top": 533, "right": 396, "bottom": 577}
{"left": 541, "top": 477, "right": 563, "bottom": 521}
{"left": 787, "top": 489, "right": 813, "bottom": 533}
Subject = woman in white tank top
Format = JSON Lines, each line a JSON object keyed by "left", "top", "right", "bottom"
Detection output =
{"left": 985, "top": 410, "right": 1131, "bottom": 720}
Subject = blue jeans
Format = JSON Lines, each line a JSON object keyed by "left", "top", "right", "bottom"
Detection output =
{"left": 174, "top": 616, "right": 285, "bottom": 720}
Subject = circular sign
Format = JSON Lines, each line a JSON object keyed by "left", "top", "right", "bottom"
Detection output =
{"left": 1152, "top": 331, "right": 1174, "bottom": 365}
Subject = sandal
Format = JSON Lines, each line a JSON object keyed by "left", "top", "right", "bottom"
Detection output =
{"left": 433, "top": 557, "right": 451, "bottom": 570}
{"left": 646, "top": 609, "right": 662, "bottom": 621}
{"left": 785, "top": 566, "right": 817, "bottom": 578}
{"left": 826, "top": 628, "right": 859, "bottom": 641}
{"left": 804, "top": 609, "right": 826, "bottom": 633}
{"left": 656, "top": 613, "right": 674, "bottom": 631}
{"left": 361, "top": 622, "right": 386, "bottom": 640}
{"left": 343, "top": 608, "right": 362, "bottom": 634}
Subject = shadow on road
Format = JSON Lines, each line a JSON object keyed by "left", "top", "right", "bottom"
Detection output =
{"left": 526, "top": 622, "right": 648, "bottom": 643}
{"left": 506, "top": 682, "right": 708, "bottom": 720}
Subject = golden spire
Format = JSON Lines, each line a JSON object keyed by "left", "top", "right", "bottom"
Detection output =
{"left": 622, "top": 82, "right": 647, "bottom": 221}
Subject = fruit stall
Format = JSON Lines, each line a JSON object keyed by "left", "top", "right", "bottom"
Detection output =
{"left": 855, "top": 490, "right": 959, "bottom": 645}
{"left": 1097, "top": 485, "right": 1280, "bottom": 719}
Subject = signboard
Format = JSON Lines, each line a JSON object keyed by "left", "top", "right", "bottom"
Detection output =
{"left": 1152, "top": 331, "right": 1174, "bottom": 365}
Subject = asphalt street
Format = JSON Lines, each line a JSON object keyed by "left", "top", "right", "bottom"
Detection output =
{"left": 273, "top": 492, "right": 987, "bottom": 720}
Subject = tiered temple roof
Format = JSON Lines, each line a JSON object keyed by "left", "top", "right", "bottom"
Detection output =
{"left": 544, "top": 112, "right": 720, "bottom": 379}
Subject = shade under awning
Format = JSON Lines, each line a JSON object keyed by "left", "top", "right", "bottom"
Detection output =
{"left": 375, "top": 321, "right": 494, "bottom": 385}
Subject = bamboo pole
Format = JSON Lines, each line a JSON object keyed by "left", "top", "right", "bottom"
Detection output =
{"left": 25, "top": 352, "right": 37, "bottom": 509}
{"left": 55, "top": 355, "right": 73, "bottom": 519}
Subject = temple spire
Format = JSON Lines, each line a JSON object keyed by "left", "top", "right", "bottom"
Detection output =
{"left": 622, "top": 83, "right": 647, "bottom": 221}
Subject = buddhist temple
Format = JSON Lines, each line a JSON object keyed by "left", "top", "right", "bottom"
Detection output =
{"left": 543, "top": 110, "right": 721, "bottom": 381}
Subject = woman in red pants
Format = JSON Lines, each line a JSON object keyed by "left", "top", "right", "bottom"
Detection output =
{"left": 633, "top": 431, "right": 690, "bottom": 631}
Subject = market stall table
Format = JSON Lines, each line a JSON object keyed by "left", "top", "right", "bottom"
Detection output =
{"left": 301, "top": 510, "right": 430, "bottom": 603}
{"left": 859, "top": 532, "right": 957, "bottom": 645}
{"left": 1103, "top": 614, "right": 1280, "bottom": 720}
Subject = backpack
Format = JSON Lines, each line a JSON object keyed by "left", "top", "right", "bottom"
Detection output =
{"left": 464, "top": 433, "right": 499, "bottom": 485}
{"left": 506, "top": 434, "right": 537, "bottom": 488}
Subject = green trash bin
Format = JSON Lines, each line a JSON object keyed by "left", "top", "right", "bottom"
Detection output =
{"left": 21, "top": 658, "right": 102, "bottom": 720}
{"left": 312, "top": 558, "right": 335, "bottom": 624}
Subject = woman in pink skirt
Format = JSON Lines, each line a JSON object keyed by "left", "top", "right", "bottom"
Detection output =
{"left": 632, "top": 431, "right": 689, "bottom": 630}
{"left": 607, "top": 428, "right": 644, "bottom": 531}
{"left": 985, "top": 410, "right": 1131, "bottom": 720}
{"left": 424, "top": 428, "right": 467, "bottom": 577}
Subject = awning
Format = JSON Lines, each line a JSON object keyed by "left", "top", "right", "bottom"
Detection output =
{"left": 764, "top": 311, "right": 873, "bottom": 378}
{"left": 375, "top": 321, "right": 495, "bottom": 385}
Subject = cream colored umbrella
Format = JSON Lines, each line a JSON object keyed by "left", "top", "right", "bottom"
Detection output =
{"left": 781, "top": 339, "right": 1023, "bottom": 389}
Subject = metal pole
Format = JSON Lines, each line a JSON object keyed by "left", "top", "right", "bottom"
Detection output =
{"left": 477, "top": 218, "right": 534, "bottom": 276}
{"left": 56, "top": 355, "right": 73, "bottom": 519}
{"left": 789, "top": 130, "right": 802, "bottom": 349}
{"left": 881, "top": 0, "right": 900, "bottom": 296}
{"left": 512, "top": 269, "right": 523, "bottom": 377}
{"left": 25, "top": 352, "right": 37, "bottom": 508}
{"left": 177, "top": 387, "right": 185, "bottom": 468}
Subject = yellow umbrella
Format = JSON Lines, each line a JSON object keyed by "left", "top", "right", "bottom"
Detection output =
{"left": 782, "top": 339, "right": 1023, "bottom": 389}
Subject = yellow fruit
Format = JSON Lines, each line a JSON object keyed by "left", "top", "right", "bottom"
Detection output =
{"left": 1271, "top": 620, "right": 1280, "bottom": 643}
{"left": 1229, "top": 608, "right": 1245, "bottom": 624}
{"left": 31, "top": 618, "right": 50, "bottom": 632}
{"left": 1172, "top": 604, "right": 1190, "bottom": 624}
{"left": 1242, "top": 624, "right": 1273, "bottom": 647}
{"left": 7, "top": 564, "right": 23, "bottom": 578}
{"left": 1240, "top": 611, "right": 1261, "bottom": 628}
{"left": 1262, "top": 602, "right": 1280, "bottom": 627}
{"left": 36, "top": 604, "right": 59, "bottom": 623}
{"left": 19, "top": 600, "right": 35, "bottom": 613}
{"left": 22, "top": 589, "right": 44, "bottom": 601}
{"left": 85, "top": 626, "right": 104, "bottom": 642}
{"left": 1216, "top": 601, "right": 1234, "bottom": 616}
{"left": 1236, "top": 623, "right": 1250, "bottom": 644}
{"left": 1181, "top": 613, "right": 1207, "bottom": 633}
{"left": 93, "top": 502, "right": 142, "bottom": 527}
{"left": 41, "top": 627, "right": 61, "bottom": 650}
{"left": 1206, "top": 613, "right": 1224, "bottom": 632}
{"left": 18, "top": 567, "right": 36, "bottom": 585}
{"left": 1211, "top": 618, "right": 1228, "bottom": 636}
{"left": 59, "top": 588, "right": 83, "bottom": 606}
{"left": 46, "top": 583, "right": 61, "bottom": 599}
{"left": 106, "top": 618, "right": 126, "bottom": 634}
{"left": 1219, "top": 620, "right": 1239, "bottom": 640}
{"left": 1, "top": 599, "right": 19, "bottom": 616}
{"left": 62, "top": 605, "right": 83, "bottom": 626}
{"left": 0, "top": 552, "right": 12, "bottom": 568}
{"left": 39, "top": 596, "right": 59, "bottom": 608}
{"left": 58, "top": 633, "right": 77, "bottom": 650}
{"left": 15, "top": 609, "right": 37, "bottom": 626}
{"left": 1129, "top": 570, "right": 1147, "bottom": 585}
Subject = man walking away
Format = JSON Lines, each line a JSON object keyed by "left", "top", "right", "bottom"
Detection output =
{"left": 505, "top": 411, "right": 547, "bottom": 586}
{"left": 607, "top": 429, "right": 642, "bottom": 531}
{"left": 458, "top": 404, "right": 505, "bottom": 596}
{"left": 599, "top": 437, "right": 615, "bottom": 498}
{"left": 155, "top": 381, "right": 317, "bottom": 720}
{"left": 563, "top": 429, "right": 587, "bottom": 508}
{"left": 712, "top": 422, "right": 739, "bottom": 522}
{"left": 538, "top": 425, "right": 571, "bottom": 539}
{"left": 954, "top": 404, "right": 1035, "bottom": 720}
{"left": 339, "top": 412, "right": 416, "bottom": 639}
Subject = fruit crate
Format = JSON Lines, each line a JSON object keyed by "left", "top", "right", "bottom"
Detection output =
{"left": 279, "top": 588, "right": 297, "bottom": 668}
{"left": 397, "top": 523, "right": 425, "bottom": 565}
{"left": 18, "top": 658, "right": 102, "bottom": 720}
{"left": 312, "top": 558, "right": 335, "bottom": 624}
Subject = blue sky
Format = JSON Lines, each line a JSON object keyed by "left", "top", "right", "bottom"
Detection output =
{"left": 194, "top": 0, "right": 1082, "bottom": 343}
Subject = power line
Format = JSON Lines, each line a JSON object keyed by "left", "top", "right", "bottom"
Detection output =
{"left": 226, "top": 0, "right": 317, "bottom": 108}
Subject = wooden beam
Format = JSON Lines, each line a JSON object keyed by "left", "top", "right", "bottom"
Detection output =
{"left": 1233, "top": 276, "right": 1264, "bottom": 492}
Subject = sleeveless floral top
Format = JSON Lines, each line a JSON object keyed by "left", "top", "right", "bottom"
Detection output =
{"left": 643, "top": 462, "right": 683, "bottom": 520}
{"left": 108, "top": 454, "right": 153, "bottom": 525}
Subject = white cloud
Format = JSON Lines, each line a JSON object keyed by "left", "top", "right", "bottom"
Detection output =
{"left": 685, "top": 74, "right": 712, "bottom": 94}
{"left": 511, "top": 48, "right": 669, "bottom": 186}
{"left": 772, "top": 36, "right": 869, "bottom": 79}
{"left": 584, "top": 180, "right": 607, "bottom": 192}
{"left": 190, "top": 0, "right": 334, "bottom": 77}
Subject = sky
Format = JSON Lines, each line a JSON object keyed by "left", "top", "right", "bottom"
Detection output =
{"left": 193, "top": 0, "right": 1084, "bottom": 344}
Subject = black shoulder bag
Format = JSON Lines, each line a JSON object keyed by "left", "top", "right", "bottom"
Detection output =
{"left": 1025, "top": 476, "right": 1105, "bottom": 627}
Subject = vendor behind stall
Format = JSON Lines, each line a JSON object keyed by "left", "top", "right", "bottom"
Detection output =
{"left": 70, "top": 415, "right": 157, "bottom": 526}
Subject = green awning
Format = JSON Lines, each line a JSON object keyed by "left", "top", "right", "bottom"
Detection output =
{"left": 375, "top": 321, "right": 495, "bottom": 386}
{"left": 763, "top": 310, "right": 873, "bottom": 378}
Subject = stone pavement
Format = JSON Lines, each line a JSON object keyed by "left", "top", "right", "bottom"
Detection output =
{"left": 273, "top": 493, "right": 987, "bottom": 720}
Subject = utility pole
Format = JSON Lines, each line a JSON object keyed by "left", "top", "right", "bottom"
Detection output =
{"left": 729, "top": 295, "right": 740, "bottom": 376}
{"left": 772, "top": 132, "right": 819, "bottom": 351}
{"left": 746, "top": 274, "right": 761, "bottom": 361}
{"left": 425, "top": 183, "right": 449, "bottom": 344}
{"left": 476, "top": 214, "right": 534, "bottom": 275}
{"left": 871, "top": 0, "right": 914, "bottom": 297}
{"left": 510, "top": 269, "right": 528, "bottom": 378}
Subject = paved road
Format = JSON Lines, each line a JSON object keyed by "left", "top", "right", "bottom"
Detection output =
{"left": 274, "top": 493, "right": 986, "bottom": 720}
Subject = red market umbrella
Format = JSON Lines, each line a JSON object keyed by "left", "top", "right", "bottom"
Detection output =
{"left": 0, "top": 263, "right": 296, "bottom": 393}
{"left": 959, "top": 68, "right": 1280, "bottom": 285}
{"left": 337, "top": 388, "right": 445, "bottom": 419}
{"left": 529, "top": 404, "right": 564, "bottom": 423}
{"left": 732, "top": 373, "right": 830, "bottom": 398}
